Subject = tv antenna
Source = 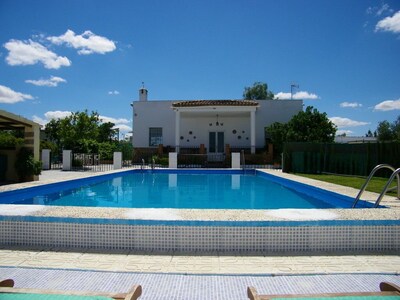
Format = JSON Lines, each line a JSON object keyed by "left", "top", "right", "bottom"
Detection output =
{"left": 291, "top": 83, "right": 299, "bottom": 100}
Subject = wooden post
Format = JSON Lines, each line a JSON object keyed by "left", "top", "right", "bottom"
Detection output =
{"left": 199, "top": 144, "right": 205, "bottom": 154}
{"left": 225, "top": 144, "right": 231, "bottom": 156}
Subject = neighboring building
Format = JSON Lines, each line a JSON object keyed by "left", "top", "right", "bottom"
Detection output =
{"left": 131, "top": 87, "right": 303, "bottom": 155}
{"left": 0, "top": 110, "right": 41, "bottom": 182}
{"left": 334, "top": 136, "right": 378, "bottom": 144}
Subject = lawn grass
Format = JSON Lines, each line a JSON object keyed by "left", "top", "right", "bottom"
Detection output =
{"left": 295, "top": 173, "right": 397, "bottom": 195}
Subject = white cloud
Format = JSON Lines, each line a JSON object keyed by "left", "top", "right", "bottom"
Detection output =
{"left": 99, "top": 115, "right": 131, "bottom": 134}
{"left": 4, "top": 39, "right": 71, "bottom": 69}
{"left": 274, "top": 91, "right": 319, "bottom": 100}
{"left": 108, "top": 90, "right": 120, "bottom": 95}
{"left": 0, "top": 85, "right": 33, "bottom": 104}
{"left": 99, "top": 116, "right": 130, "bottom": 124}
{"left": 32, "top": 115, "right": 47, "bottom": 126}
{"left": 377, "top": 4, "right": 392, "bottom": 16}
{"left": 113, "top": 124, "right": 132, "bottom": 133}
{"left": 274, "top": 92, "right": 291, "bottom": 99}
{"left": 329, "top": 117, "right": 370, "bottom": 128}
{"left": 48, "top": 29, "right": 116, "bottom": 55}
{"left": 375, "top": 10, "right": 400, "bottom": 34}
{"left": 368, "top": 3, "right": 393, "bottom": 16}
{"left": 340, "top": 102, "right": 363, "bottom": 108}
{"left": 336, "top": 129, "right": 354, "bottom": 135}
{"left": 25, "top": 76, "right": 67, "bottom": 87}
{"left": 44, "top": 110, "right": 72, "bottom": 120}
{"left": 374, "top": 98, "right": 400, "bottom": 111}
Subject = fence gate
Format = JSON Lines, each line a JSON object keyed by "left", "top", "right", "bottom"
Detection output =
{"left": 71, "top": 153, "right": 113, "bottom": 172}
{"left": 50, "top": 151, "right": 63, "bottom": 170}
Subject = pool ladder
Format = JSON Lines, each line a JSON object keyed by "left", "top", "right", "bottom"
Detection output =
{"left": 352, "top": 164, "right": 400, "bottom": 208}
{"left": 141, "top": 158, "right": 145, "bottom": 170}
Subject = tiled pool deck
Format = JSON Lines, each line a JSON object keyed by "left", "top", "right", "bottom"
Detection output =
{"left": 0, "top": 169, "right": 399, "bottom": 299}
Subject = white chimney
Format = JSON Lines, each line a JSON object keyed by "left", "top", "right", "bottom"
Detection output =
{"left": 139, "top": 83, "right": 148, "bottom": 102}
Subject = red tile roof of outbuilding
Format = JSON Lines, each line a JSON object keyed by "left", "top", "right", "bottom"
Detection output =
{"left": 172, "top": 100, "right": 259, "bottom": 107}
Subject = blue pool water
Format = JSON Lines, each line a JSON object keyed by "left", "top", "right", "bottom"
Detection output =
{"left": 0, "top": 170, "right": 358, "bottom": 209}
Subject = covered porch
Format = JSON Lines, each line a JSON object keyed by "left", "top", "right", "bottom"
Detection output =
{"left": 172, "top": 100, "right": 259, "bottom": 155}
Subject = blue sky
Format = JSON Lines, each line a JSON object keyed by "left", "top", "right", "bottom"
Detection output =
{"left": 0, "top": 0, "right": 399, "bottom": 138}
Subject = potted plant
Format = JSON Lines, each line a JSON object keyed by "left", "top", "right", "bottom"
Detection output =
{"left": 15, "top": 147, "right": 42, "bottom": 182}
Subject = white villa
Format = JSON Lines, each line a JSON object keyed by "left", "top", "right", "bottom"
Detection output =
{"left": 131, "top": 87, "right": 303, "bottom": 157}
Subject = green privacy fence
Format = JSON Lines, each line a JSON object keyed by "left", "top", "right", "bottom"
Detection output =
{"left": 283, "top": 142, "right": 400, "bottom": 176}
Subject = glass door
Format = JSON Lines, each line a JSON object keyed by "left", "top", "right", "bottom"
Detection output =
{"left": 209, "top": 132, "right": 224, "bottom": 154}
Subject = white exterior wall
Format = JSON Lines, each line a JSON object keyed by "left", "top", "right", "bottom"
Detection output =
{"left": 132, "top": 100, "right": 176, "bottom": 147}
{"left": 180, "top": 115, "right": 250, "bottom": 148}
{"left": 132, "top": 99, "right": 303, "bottom": 149}
{"left": 255, "top": 100, "right": 303, "bottom": 146}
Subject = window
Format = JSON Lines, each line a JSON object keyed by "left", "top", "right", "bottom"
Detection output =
{"left": 149, "top": 127, "right": 163, "bottom": 146}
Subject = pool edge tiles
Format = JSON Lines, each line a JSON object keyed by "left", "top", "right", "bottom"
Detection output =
{"left": 0, "top": 216, "right": 399, "bottom": 253}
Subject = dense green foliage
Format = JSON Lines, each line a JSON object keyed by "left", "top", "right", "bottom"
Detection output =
{"left": 45, "top": 110, "right": 118, "bottom": 152}
{"left": 15, "top": 147, "right": 42, "bottom": 181}
{"left": 117, "top": 141, "right": 134, "bottom": 161}
{"left": 0, "top": 131, "right": 24, "bottom": 148}
{"left": 265, "top": 122, "right": 288, "bottom": 155}
{"left": 266, "top": 106, "right": 337, "bottom": 158}
{"left": 376, "top": 115, "right": 400, "bottom": 142}
{"left": 44, "top": 110, "right": 129, "bottom": 160}
{"left": 286, "top": 107, "right": 336, "bottom": 142}
{"left": 243, "top": 82, "right": 274, "bottom": 100}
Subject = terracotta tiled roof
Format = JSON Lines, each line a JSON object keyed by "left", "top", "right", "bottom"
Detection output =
{"left": 172, "top": 100, "right": 258, "bottom": 107}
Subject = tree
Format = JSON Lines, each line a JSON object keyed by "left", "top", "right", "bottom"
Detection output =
{"left": 377, "top": 120, "right": 395, "bottom": 142}
{"left": 243, "top": 82, "right": 274, "bottom": 100}
{"left": 265, "top": 122, "right": 288, "bottom": 155}
{"left": 0, "top": 131, "right": 24, "bottom": 147}
{"left": 44, "top": 110, "right": 116, "bottom": 153}
{"left": 44, "top": 118, "right": 62, "bottom": 146}
{"left": 98, "top": 122, "right": 118, "bottom": 143}
{"left": 391, "top": 115, "right": 400, "bottom": 141}
{"left": 265, "top": 106, "right": 337, "bottom": 157}
{"left": 286, "top": 106, "right": 336, "bottom": 143}
{"left": 365, "top": 130, "right": 373, "bottom": 137}
{"left": 15, "top": 147, "right": 42, "bottom": 182}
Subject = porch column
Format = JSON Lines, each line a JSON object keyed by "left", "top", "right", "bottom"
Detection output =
{"left": 250, "top": 110, "right": 256, "bottom": 154}
{"left": 175, "top": 110, "right": 180, "bottom": 153}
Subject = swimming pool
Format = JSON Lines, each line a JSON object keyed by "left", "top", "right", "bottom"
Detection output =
{"left": 0, "top": 170, "right": 360, "bottom": 209}
{"left": 0, "top": 169, "right": 398, "bottom": 254}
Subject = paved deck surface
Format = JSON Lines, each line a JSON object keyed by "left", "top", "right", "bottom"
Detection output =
{"left": 0, "top": 266, "right": 399, "bottom": 300}
{"left": 1, "top": 169, "right": 399, "bottom": 299}
{"left": 1, "top": 248, "right": 400, "bottom": 275}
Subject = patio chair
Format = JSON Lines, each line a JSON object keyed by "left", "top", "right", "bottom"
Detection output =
{"left": 248, "top": 282, "right": 400, "bottom": 300}
{"left": 0, "top": 279, "right": 142, "bottom": 300}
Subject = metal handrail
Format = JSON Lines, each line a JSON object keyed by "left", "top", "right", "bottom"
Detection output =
{"left": 374, "top": 167, "right": 400, "bottom": 208}
{"left": 352, "top": 164, "right": 399, "bottom": 208}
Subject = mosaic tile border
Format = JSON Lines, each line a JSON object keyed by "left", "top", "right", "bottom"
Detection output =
{"left": 1, "top": 220, "right": 399, "bottom": 254}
